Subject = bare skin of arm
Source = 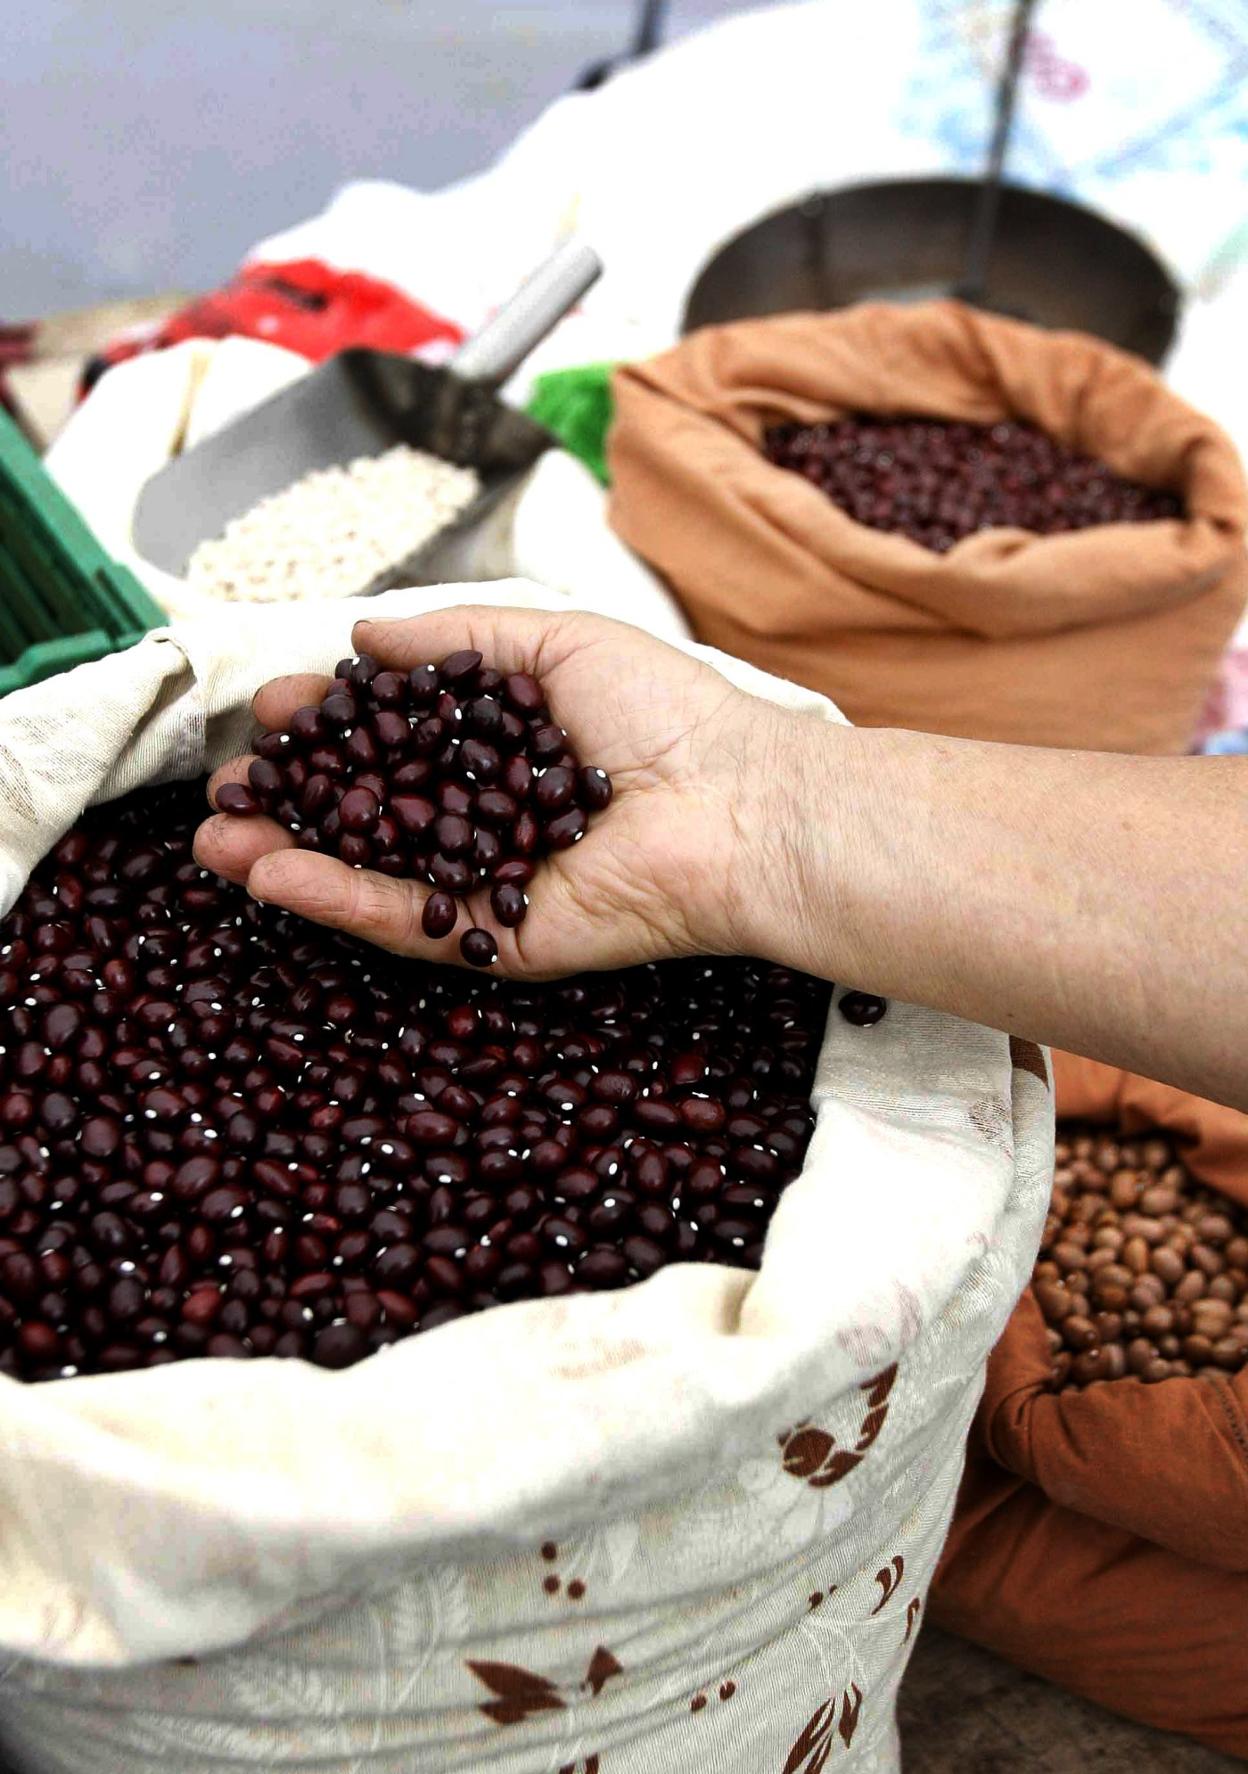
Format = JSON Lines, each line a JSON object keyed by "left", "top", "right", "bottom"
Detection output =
{"left": 194, "top": 607, "right": 1248, "bottom": 1111}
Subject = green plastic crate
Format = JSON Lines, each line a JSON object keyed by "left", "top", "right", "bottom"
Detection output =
{"left": 0, "top": 404, "right": 165, "bottom": 697}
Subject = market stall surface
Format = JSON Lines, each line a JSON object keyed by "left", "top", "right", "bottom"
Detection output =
{"left": 901, "top": 1629, "right": 1238, "bottom": 1771}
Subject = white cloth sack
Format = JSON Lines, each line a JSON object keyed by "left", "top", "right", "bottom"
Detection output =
{"left": 0, "top": 582, "right": 1053, "bottom": 1773}
{"left": 45, "top": 342, "right": 684, "bottom": 642}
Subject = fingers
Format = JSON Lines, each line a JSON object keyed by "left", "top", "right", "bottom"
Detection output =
{"left": 353, "top": 606, "right": 581, "bottom": 680}
{"left": 194, "top": 811, "right": 296, "bottom": 884}
{"left": 246, "top": 849, "right": 433, "bottom": 955}
{"left": 252, "top": 673, "right": 334, "bottom": 733}
{"left": 207, "top": 754, "right": 254, "bottom": 803}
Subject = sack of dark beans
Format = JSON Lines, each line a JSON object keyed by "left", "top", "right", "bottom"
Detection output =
{"left": 931, "top": 1052, "right": 1248, "bottom": 1761}
{"left": 607, "top": 300, "right": 1248, "bottom": 754}
{"left": 0, "top": 582, "right": 1052, "bottom": 1774}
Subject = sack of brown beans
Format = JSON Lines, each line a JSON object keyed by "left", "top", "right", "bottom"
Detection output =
{"left": 931, "top": 1053, "right": 1248, "bottom": 1760}
{"left": 0, "top": 580, "right": 1053, "bottom": 1774}
{"left": 607, "top": 300, "right": 1248, "bottom": 753}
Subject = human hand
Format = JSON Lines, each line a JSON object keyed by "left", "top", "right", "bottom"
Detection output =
{"left": 194, "top": 606, "right": 799, "bottom": 977}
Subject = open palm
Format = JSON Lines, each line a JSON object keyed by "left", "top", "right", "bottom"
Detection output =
{"left": 195, "top": 606, "right": 781, "bottom": 977}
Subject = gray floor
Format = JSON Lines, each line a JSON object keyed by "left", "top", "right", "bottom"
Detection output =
{"left": 2, "top": 0, "right": 779, "bottom": 319}
{"left": 900, "top": 1630, "right": 1240, "bottom": 1773}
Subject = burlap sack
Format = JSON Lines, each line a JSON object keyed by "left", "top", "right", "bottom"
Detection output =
{"left": 0, "top": 583, "right": 1052, "bottom": 1774}
{"left": 608, "top": 301, "right": 1248, "bottom": 753}
{"left": 932, "top": 1056, "right": 1248, "bottom": 1759}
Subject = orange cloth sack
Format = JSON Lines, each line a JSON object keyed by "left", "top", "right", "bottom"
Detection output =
{"left": 608, "top": 302, "right": 1248, "bottom": 753}
{"left": 931, "top": 1056, "right": 1248, "bottom": 1759}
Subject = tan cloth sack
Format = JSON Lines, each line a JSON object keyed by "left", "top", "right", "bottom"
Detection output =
{"left": 608, "top": 301, "right": 1248, "bottom": 752}
{"left": 933, "top": 1057, "right": 1248, "bottom": 1759}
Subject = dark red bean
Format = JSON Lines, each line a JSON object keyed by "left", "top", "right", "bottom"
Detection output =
{"left": 490, "top": 883, "right": 528, "bottom": 928}
{"left": 503, "top": 672, "right": 545, "bottom": 715}
{"left": 338, "top": 788, "right": 381, "bottom": 835}
{"left": 533, "top": 766, "right": 575, "bottom": 813}
{"left": 578, "top": 1247, "right": 630, "bottom": 1289}
{"left": 0, "top": 775, "right": 819, "bottom": 1382}
{"left": 839, "top": 992, "right": 888, "bottom": 1027}
{"left": 422, "top": 892, "right": 458, "bottom": 940}
{"left": 475, "top": 789, "right": 518, "bottom": 828}
{"left": 429, "top": 854, "right": 474, "bottom": 895}
{"left": 248, "top": 758, "right": 284, "bottom": 801}
{"left": 216, "top": 781, "right": 261, "bottom": 818}
{"left": 489, "top": 860, "right": 531, "bottom": 890}
{"left": 545, "top": 809, "right": 588, "bottom": 849}
{"left": 764, "top": 413, "right": 1184, "bottom": 550}
{"left": 576, "top": 767, "right": 613, "bottom": 812}
{"left": 435, "top": 814, "right": 473, "bottom": 857}
{"left": 440, "top": 650, "right": 483, "bottom": 685}
{"left": 460, "top": 928, "right": 498, "bottom": 969}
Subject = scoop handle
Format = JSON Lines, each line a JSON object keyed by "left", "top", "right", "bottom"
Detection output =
{"left": 449, "top": 238, "right": 602, "bottom": 386}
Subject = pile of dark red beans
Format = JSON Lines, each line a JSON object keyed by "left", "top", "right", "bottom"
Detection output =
{"left": 217, "top": 650, "right": 613, "bottom": 970}
{"left": 0, "top": 782, "right": 832, "bottom": 1382}
{"left": 763, "top": 414, "right": 1184, "bottom": 554}
{"left": 1037, "top": 1127, "right": 1248, "bottom": 1389}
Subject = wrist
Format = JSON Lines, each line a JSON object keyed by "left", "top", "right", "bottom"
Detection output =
{"left": 716, "top": 708, "right": 841, "bottom": 976}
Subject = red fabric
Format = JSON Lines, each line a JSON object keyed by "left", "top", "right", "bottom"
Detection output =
{"left": 82, "top": 259, "right": 463, "bottom": 394}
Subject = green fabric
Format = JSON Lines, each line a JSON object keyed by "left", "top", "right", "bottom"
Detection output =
{"left": 526, "top": 363, "right": 616, "bottom": 486}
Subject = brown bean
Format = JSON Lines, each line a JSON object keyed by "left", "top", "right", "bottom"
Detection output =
{"left": 1126, "top": 1337, "right": 1155, "bottom": 1375}
{"left": 1052, "top": 1241, "right": 1087, "bottom": 1272}
{"left": 1092, "top": 1225, "right": 1124, "bottom": 1251}
{"left": 1061, "top": 1314, "right": 1097, "bottom": 1352}
{"left": 1151, "top": 1247, "right": 1184, "bottom": 1285}
{"left": 1122, "top": 1236, "right": 1150, "bottom": 1276}
{"left": 1182, "top": 1333, "right": 1215, "bottom": 1365}
{"left": 1175, "top": 1270, "right": 1207, "bottom": 1303}
{"left": 1129, "top": 1276, "right": 1165, "bottom": 1311}
{"left": 1100, "top": 1344, "right": 1127, "bottom": 1380}
{"left": 1109, "top": 1170, "right": 1139, "bottom": 1209}
{"left": 1086, "top": 1247, "right": 1118, "bottom": 1273}
{"left": 1121, "top": 1214, "right": 1164, "bottom": 1242}
{"left": 1191, "top": 1242, "right": 1225, "bottom": 1277}
{"left": 1141, "top": 1185, "right": 1178, "bottom": 1215}
{"left": 1143, "top": 1358, "right": 1172, "bottom": 1383}
{"left": 1034, "top": 1280, "right": 1073, "bottom": 1323}
{"left": 1213, "top": 1337, "right": 1245, "bottom": 1371}
{"left": 1226, "top": 1236, "right": 1248, "bottom": 1270}
{"left": 1141, "top": 1304, "right": 1174, "bottom": 1337}
{"left": 1093, "top": 1312, "right": 1123, "bottom": 1343}
{"left": 1072, "top": 1349, "right": 1109, "bottom": 1386}
{"left": 1198, "top": 1213, "right": 1234, "bottom": 1246}
{"left": 1208, "top": 1275, "right": 1239, "bottom": 1303}
{"left": 1159, "top": 1334, "right": 1181, "bottom": 1357}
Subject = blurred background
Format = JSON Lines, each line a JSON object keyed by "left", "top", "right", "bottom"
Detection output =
{"left": 1, "top": 0, "right": 777, "bottom": 315}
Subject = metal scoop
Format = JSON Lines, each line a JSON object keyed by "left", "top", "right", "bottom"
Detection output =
{"left": 132, "top": 238, "right": 602, "bottom": 586}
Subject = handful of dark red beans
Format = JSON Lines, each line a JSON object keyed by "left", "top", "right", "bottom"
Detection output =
{"left": 0, "top": 782, "right": 847, "bottom": 1383}
{"left": 217, "top": 649, "right": 614, "bottom": 970}
{"left": 1037, "top": 1127, "right": 1248, "bottom": 1389}
{"left": 763, "top": 415, "right": 1184, "bottom": 555}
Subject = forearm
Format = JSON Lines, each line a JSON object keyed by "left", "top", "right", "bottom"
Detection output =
{"left": 758, "top": 722, "right": 1248, "bottom": 1109}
